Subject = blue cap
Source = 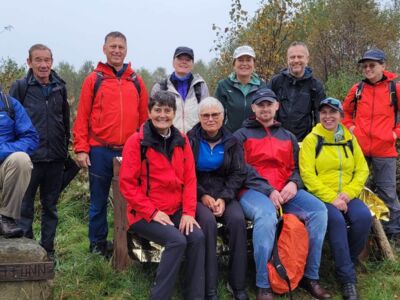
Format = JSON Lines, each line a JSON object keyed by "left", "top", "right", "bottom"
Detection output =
{"left": 252, "top": 87, "right": 278, "bottom": 105}
{"left": 358, "top": 49, "right": 386, "bottom": 63}
{"left": 319, "top": 97, "right": 343, "bottom": 113}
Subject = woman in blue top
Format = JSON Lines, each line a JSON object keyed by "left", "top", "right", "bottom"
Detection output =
{"left": 187, "top": 97, "right": 248, "bottom": 300}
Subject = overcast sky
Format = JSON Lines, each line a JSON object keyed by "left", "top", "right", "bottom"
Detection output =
{"left": 0, "top": 0, "right": 260, "bottom": 73}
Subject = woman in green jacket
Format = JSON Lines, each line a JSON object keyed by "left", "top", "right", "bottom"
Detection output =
{"left": 299, "top": 98, "right": 372, "bottom": 300}
{"left": 214, "top": 45, "right": 266, "bottom": 133}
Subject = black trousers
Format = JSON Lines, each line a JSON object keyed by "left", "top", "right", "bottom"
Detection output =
{"left": 130, "top": 210, "right": 205, "bottom": 300}
{"left": 19, "top": 161, "right": 64, "bottom": 253}
{"left": 196, "top": 201, "right": 247, "bottom": 296}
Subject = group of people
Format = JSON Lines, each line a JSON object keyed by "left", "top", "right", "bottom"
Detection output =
{"left": 0, "top": 30, "right": 399, "bottom": 300}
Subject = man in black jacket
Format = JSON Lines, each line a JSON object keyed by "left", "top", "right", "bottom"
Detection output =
{"left": 267, "top": 42, "right": 325, "bottom": 141}
{"left": 10, "top": 44, "right": 70, "bottom": 260}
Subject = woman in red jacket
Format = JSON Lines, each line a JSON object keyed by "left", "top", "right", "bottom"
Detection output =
{"left": 119, "top": 90, "right": 205, "bottom": 300}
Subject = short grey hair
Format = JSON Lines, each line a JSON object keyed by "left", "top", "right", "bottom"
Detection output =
{"left": 198, "top": 97, "right": 225, "bottom": 115}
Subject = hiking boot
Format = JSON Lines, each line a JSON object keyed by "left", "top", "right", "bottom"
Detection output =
{"left": 300, "top": 277, "right": 332, "bottom": 299}
{"left": 342, "top": 283, "right": 358, "bottom": 300}
{"left": 0, "top": 215, "right": 23, "bottom": 238}
{"left": 90, "top": 240, "right": 113, "bottom": 259}
{"left": 227, "top": 282, "right": 249, "bottom": 300}
{"left": 256, "top": 287, "right": 275, "bottom": 300}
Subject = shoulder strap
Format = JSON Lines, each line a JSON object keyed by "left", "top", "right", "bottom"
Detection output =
{"left": 193, "top": 82, "right": 202, "bottom": 103}
{"left": 315, "top": 135, "right": 324, "bottom": 158}
{"left": 15, "top": 78, "right": 29, "bottom": 105}
{"left": 0, "top": 91, "right": 15, "bottom": 120}
{"left": 309, "top": 78, "right": 317, "bottom": 104}
{"left": 390, "top": 80, "right": 398, "bottom": 126}
{"left": 93, "top": 71, "right": 104, "bottom": 101}
{"left": 129, "top": 72, "right": 141, "bottom": 96}
{"left": 140, "top": 141, "right": 150, "bottom": 197}
{"left": 351, "top": 81, "right": 364, "bottom": 119}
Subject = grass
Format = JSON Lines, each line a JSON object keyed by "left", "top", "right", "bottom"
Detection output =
{"left": 29, "top": 174, "right": 400, "bottom": 299}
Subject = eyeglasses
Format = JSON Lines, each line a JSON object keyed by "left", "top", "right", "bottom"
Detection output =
{"left": 361, "top": 63, "right": 378, "bottom": 69}
{"left": 200, "top": 112, "right": 222, "bottom": 120}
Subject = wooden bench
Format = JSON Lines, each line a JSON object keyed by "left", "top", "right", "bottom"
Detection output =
{"left": 111, "top": 158, "right": 396, "bottom": 271}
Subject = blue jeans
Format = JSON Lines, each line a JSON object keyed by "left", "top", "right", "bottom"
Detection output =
{"left": 240, "top": 189, "right": 327, "bottom": 288}
{"left": 325, "top": 198, "right": 372, "bottom": 284}
{"left": 88, "top": 147, "right": 121, "bottom": 245}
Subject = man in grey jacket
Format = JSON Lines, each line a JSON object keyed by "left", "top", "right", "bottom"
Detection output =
{"left": 151, "top": 46, "right": 209, "bottom": 133}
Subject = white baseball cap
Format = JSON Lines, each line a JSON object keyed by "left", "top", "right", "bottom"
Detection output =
{"left": 233, "top": 45, "right": 256, "bottom": 59}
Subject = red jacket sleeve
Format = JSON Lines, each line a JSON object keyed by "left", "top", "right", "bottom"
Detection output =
{"left": 73, "top": 73, "right": 96, "bottom": 153}
{"left": 181, "top": 136, "right": 197, "bottom": 217}
{"left": 137, "top": 76, "right": 149, "bottom": 126}
{"left": 119, "top": 134, "right": 157, "bottom": 222}
{"left": 342, "top": 84, "right": 358, "bottom": 129}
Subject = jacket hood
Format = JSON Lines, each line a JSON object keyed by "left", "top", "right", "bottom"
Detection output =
{"left": 281, "top": 66, "right": 313, "bottom": 82}
{"left": 311, "top": 123, "right": 353, "bottom": 143}
{"left": 94, "top": 62, "right": 134, "bottom": 78}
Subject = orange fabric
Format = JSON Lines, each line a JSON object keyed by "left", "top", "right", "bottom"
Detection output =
{"left": 342, "top": 71, "right": 400, "bottom": 157}
{"left": 267, "top": 214, "right": 309, "bottom": 294}
{"left": 73, "top": 62, "right": 148, "bottom": 153}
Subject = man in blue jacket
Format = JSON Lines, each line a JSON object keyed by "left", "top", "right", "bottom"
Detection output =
{"left": 0, "top": 87, "right": 39, "bottom": 238}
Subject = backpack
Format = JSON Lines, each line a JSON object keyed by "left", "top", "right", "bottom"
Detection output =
{"left": 351, "top": 80, "right": 398, "bottom": 126}
{"left": 267, "top": 210, "right": 309, "bottom": 298}
{"left": 159, "top": 78, "right": 202, "bottom": 103}
{"left": 315, "top": 135, "right": 354, "bottom": 159}
{"left": 93, "top": 71, "right": 141, "bottom": 100}
{"left": 0, "top": 90, "right": 15, "bottom": 120}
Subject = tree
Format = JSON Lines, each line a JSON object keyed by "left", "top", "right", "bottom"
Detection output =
{"left": 211, "top": 0, "right": 302, "bottom": 89}
{"left": 0, "top": 58, "right": 25, "bottom": 91}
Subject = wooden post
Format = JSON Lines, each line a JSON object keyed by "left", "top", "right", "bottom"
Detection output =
{"left": 371, "top": 218, "right": 396, "bottom": 261}
{"left": 111, "top": 158, "right": 133, "bottom": 271}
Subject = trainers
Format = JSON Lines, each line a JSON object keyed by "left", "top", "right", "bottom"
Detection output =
{"left": 342, "top": 283, "right": 358, "bottom": 300}
{"left": 0, "top": 215, "right": 23, "bottom": 238}
{"left": 256, "top": 287, "right": 275, "bottom": 300}
{"left": 300, "top": 277, "right": 332, "bottom": 299}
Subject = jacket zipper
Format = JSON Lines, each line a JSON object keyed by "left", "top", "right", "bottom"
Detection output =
{"left": 368, "top": 86, "right": 376, "bottom": 156}
{"left": 119, "top": 79, "right": 123, "bottom": 145}
{"left": 338, "top": 145, "right": 343, "bottom": 192}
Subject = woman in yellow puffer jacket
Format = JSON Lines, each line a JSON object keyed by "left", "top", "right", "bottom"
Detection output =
{"left": 299, "top": 97, "right": 372, "bottom": 300}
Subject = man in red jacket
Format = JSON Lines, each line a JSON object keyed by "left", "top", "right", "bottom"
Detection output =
{"left": 343, "top": 49, "right": 400, "bottom": 244}
{"left": 73, "top": 31, "right": 148, "bottom": 256}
